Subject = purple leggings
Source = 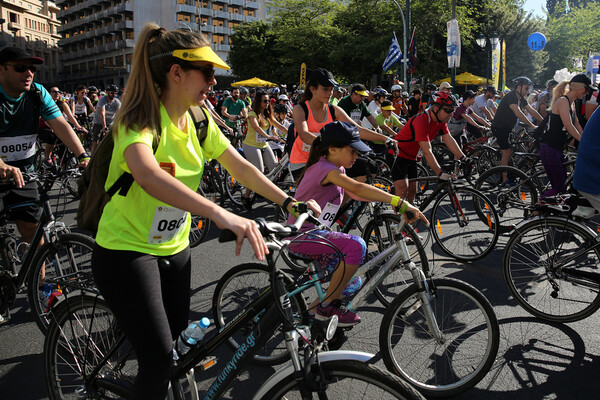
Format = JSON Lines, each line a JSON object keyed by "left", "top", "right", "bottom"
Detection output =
{"left": 288, "top": 230, "right": 366, "bottom": 296}
{"left": 540, "top": 143, "right": 567, "bottom": 198}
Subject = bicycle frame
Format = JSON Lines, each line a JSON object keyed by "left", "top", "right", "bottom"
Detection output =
{"left": 285, "top": 220, "right": 443, "bottom": 341}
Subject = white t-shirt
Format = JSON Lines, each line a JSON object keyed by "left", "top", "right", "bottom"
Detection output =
{"left": 361, "top": 100, "right": 380, "bottom": 129}
{"left": 472, "top": 94, "right": 489, "bottom": 119}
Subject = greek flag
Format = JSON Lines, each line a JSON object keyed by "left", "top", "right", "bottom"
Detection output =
{"left": 382, "top": 33, "right": 403, "bottom": 72}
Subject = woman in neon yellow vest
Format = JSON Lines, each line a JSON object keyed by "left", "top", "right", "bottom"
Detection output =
{"left": 91, "top": 23, "right": 319, "bottom": 400}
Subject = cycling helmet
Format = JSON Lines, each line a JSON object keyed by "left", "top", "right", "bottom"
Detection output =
{"left": 87, "top": 85, "right": 98, "bottom": 93}
{"left": 239, "top": 87, "right": 249, "bottom": 95}
{"left": 391, "top": 84, "right": 403, "bottom": 92}
{"left": 430, "top": 91, "right": 459, "bottom": 108}
{"left": 223, "top": 90, "right": 231, "bottom": 96}
{"left": 401, "top": 91, "right": 409, "bottom": 97}
{"left": 512, "top": 76, "right": 533, "bottom": 87}
{"left": 106, "top": 84, "right": 119, "bottom": 92}
{"left": 426, "top": 83, "right": 438, "bottom": 91}
{"left": 374, "top": 88, "right": 389, "bottom": 98}
{"left": 271, "top": 87, "right": 280, "bottom": 96}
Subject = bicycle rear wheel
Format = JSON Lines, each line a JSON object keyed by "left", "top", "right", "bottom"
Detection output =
{"left": 212, "top": 263, "right": 308, "bottom": 365}
{"left": 27, "top": 233, "right": 96, "bottom": 334}
{"left": 503, "top": 216, "right": 600, "bottom": 322}
{"left": 258, "top": 359, "right": 425, "bottom": 400}
{"left": 362, "top": 213, "right": 429, "bottom": 307}
{"left": 431, "top": 186, "right": 499, "bottom": 261}
{"left": 475, "top": 165, "right": 538, "bottom": 233}
{"left": 44, "top": 294, "right": 137, "bottom": 400}
{"left": 379, "top": 278, "right": 499, "bottom": 397}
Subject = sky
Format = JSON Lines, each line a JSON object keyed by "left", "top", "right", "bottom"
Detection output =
{"left": 522, "top": 0, "right": 547, "bottom": 17}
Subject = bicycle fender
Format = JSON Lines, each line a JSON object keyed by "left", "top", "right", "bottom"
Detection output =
{"left": 251, "top": 350, "right": 374, "bottom": 399}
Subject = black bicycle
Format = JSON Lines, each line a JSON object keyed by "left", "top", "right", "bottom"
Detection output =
{"left": 0, "top": 171, "right": 95, "bottom": 332}
{"left": 43, "top": 210, "right": 424, "bottom": 400}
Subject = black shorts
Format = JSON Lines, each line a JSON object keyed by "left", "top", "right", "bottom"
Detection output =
{"left": 92, "top": 124, "right": 106, "bottom": 142}
{"left": 0, "top": 181, "right": 42, "bottom": 223}
{"left": 385, "top": 153, "right": 418, "bottom": 181}
{"left": 38, "top": 128, "right": 59, "bottom": 145}
{"left": 491, "top": 127, "right": 511, "bottom": 150}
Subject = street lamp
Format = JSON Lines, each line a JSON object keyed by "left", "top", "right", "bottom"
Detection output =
{"left": 476, "top": 33, "right": 499, "bottom": 85}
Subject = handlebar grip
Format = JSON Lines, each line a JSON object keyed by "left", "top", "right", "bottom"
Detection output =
{"left": 405, "top": 210, "right": 415, "bottom": 220}
{"left": 218, "top": 229, "right": 237, "bottom": 243}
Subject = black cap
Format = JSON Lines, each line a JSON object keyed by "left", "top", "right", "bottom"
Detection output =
{"left": 320, "top": 121, "right": 371, "bottom": 153}
{"left": 570, "top": 74, "right": 596, "bottom": 91}
{"left": 486, "top": 85, "right": 497, "bottom": 94}
{"left": 463, "top": 90, "right": 476, "bottom": 99}
{"left": 0, "top": 47, "right": 43, "bottom": 64}
{"left": 308, "top": 68, "right": 338, "bottom": 88}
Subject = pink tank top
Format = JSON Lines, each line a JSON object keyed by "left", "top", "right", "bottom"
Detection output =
{"left": 290, "top": 102, "right": 334, "bottom": 164}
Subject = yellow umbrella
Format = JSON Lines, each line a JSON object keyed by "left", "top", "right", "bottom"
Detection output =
{"left": 231, "top": 77, "right": 278, "bottom": 88}
{"left": 435, "top": 72, "right": 488, "bottom": 86}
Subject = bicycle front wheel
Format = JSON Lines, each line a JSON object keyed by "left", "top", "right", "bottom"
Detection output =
{"left": 212, "top": 262, "right": 308, "bottom": 365}
{"left": 475, "top": 165, "right": 538, "bottom": 233}
{"left": 379, "top": 278, "right": 499, "bottom": 397}
{"left": 27, "top": 233, "right": 96, "bottom": 333}
{"left": 44, "top": 294, "right": 136, "bottom": 400}
{"left": 503, "top": 216, "right": 600, "bottom": 323}
{"left": 431, "top": 186, "right": 499, "bottom": 261}
{"left": 258, "top": 360, "right": 425, "bottom": 400}
{"left": 362, "top": 213, "right": 429, "bottom": 307}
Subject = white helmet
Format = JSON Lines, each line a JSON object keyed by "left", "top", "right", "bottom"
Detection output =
{"left": 391, "top": 84, "right": 403, "bottom": 92}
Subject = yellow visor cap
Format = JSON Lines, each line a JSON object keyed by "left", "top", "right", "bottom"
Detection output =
{"left": 172, "top": 47, "right": 230, "bottom": 70}
{"left": 381, "top": 105, "right": 395, "bottom": 111}
{"left": 354, "top": 90, "right": 369, "bottom": 96}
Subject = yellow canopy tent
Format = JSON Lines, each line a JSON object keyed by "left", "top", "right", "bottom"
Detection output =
{"left": 231, "top": 77, "right": 278, "bottom": 88}
{"left": 435, "top": 72, "right": 488, "bottom": 86}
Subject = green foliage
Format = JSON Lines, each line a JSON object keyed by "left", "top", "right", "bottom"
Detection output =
{"left": 545, "top": 1, "right": 600, "bottom": 78}
{"left": 225, "top": 0, "right": 597, "bottom": 89}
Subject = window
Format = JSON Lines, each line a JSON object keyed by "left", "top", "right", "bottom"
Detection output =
{"left": 213, "top": 19, "right": 223, "bottom": 27}
{"left": 231, "top": 7, "right": 239, "bottom": 14}
{"left": 126, "top": 31, "right": 134, "bottom": 40}
{"left": 243, "top": 10, "right": 255, "bottom": 17}
{"left": 212, "top": 4, "right": 223, "bottom": 11}
{"left": 213, "top": 34, "right": 224, "bottom": 45}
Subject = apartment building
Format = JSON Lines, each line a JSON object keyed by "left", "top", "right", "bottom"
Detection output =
{"left": 56, "top": 0, "right": 265, "bottom": 90}
{"left": 0, "top": 0, "right": 62, "bottom": 86}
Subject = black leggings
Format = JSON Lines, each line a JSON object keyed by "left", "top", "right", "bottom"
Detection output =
{"left": 91, "top": 244, "right": 192, "bottom": 400}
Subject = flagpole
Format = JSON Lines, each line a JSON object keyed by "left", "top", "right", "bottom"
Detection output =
{"left": 391, "top": 0, "right": 408, "bottom": 89}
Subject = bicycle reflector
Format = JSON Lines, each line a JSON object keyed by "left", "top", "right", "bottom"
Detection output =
{"left": 326, "top": 315, "right": 339, "bottom": 341}
{"left": 437, "top": 220, "right": 442, "bottom": 236}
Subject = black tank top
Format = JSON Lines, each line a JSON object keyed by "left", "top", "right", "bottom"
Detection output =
{"left": 543, "top": 95, "right": 575, "bottom": 150}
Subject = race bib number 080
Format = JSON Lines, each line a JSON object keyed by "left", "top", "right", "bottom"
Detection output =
{"left": 148, "top": 206, "right": 188, "bottom": 244}
{"left": 0, "top": 135, "right": 37, "bottom": 162}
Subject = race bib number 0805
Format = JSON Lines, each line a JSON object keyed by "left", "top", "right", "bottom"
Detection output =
{"left": 0, "top": 135, "right": 37, "bottom": 162}
{"left": 148, "top": 206, "right": 188, "bottom": 244}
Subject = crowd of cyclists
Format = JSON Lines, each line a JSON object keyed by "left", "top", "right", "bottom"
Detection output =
{"left": 2, "top": 23, "right": 600, "bottom": 399}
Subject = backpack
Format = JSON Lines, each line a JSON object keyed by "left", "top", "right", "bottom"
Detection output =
{"left": 76, "top": 106, "right": 210, "bottom": 233}
{"left": 284, "top": 101, "right": 336, "bottom": 156}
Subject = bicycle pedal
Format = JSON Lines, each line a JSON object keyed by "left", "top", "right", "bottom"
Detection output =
{"left": 198, "top": 356, "right": 217, "bottom": 371}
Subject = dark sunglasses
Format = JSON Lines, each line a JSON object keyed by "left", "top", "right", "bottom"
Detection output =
{"left": 4, "top": 64, "right": 37, "bottom": 73}
{"left": 442, "top": 107, "right": 454, "bottom": 114}
{"left": 181, "top": 64, "right": 215, "bottom": 81}
{"left": 51, "top": 90, "right": 62, "bottom": 94}
{"left": 262, "top": 99, "right": 269, "bottom": 103}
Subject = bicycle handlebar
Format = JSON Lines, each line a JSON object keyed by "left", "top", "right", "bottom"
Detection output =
{"left": 219, "top": 211, "right": 319, "bottom": 243}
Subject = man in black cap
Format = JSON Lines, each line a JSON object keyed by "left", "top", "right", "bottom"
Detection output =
{"left": 0, "top": 47, "right": 89, "bottom": 253}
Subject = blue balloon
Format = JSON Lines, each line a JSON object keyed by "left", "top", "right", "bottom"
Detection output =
{"left": 527, "top": 32, "right": 547, "bottom": 51}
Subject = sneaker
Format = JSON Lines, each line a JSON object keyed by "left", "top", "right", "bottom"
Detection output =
{"left": 315, "top": 300, "right": 360, "bottom": 327}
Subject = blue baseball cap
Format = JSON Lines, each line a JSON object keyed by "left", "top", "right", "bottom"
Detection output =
{"left": 320, "top": 121, "right": 371, "bottom": 153}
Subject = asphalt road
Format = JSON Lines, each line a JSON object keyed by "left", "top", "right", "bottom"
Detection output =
{"left": 1, "top": 194, "right": 599, "bottom": 400}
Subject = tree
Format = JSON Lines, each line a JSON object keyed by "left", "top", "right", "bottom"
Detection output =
{"left": 544, "top": 1, "right": 600, "bottom": 77}
{"left": 227, "top": 21, "right": 279, "bottom": 81}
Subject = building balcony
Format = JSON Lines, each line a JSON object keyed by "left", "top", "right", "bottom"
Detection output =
{"left": 231, "top": 0, "right": 244, "bottom": 5}
{"left": 176, "top": 4, "right": 198, "bottom": 14}
{"left": 230, "top": 13, "right": 244, "bottom": 22}
{"left": 201, "top": 24, "right": 213, "bottom": 34}
{"left": 214, "top": 44, "right": 231, "bottom": 52}
{"left": 8, "top": 22, "right": 22, "bottom": 32}
{"left": 213, "top": 0, "right": 228, "bottom": 4}
{"left": 245, "top": 15, "right": 258, "bottom": 22}
{"left": 245, "top": 1, "right": 259, "bottom": 10}
{"left": 114, "top": 20, "right": 134, "bottom": 31}
{"left": 199, "top": 7, "right": 212, "bottom": 17}
{"left": 213, "top": 10, "right": 229, "bottom": 19}
{"left": 214, "top": 26, "right": 229, "bottom": 35}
